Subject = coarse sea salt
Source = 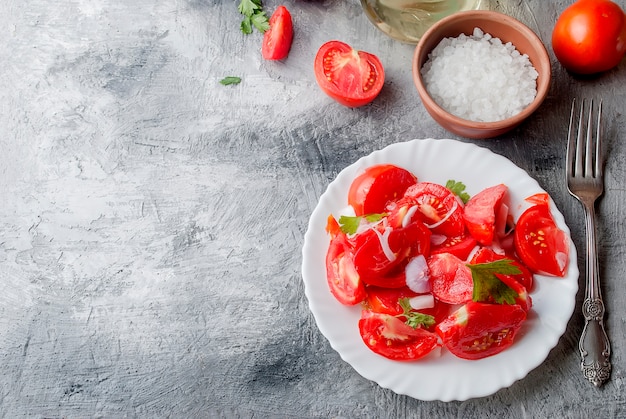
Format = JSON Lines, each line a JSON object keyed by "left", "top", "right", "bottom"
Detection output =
{"left": 421, "top": 27, "right": 538, "bottom": 122}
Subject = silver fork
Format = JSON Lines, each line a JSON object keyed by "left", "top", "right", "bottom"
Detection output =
{"left": 566, "top": 98, "right": 611, "bottom": 387}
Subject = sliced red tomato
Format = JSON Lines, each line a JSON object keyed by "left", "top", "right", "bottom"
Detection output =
{"left": 358, "top": 310, "right": 440, "bottom": 360}
{"left": 325, "top": 231, "right": 366, "bottom": 305}
{"left": 469, "top": 247, "right": 533, "bottom": 311}
{"left": 436, "top": 302, "right": 527, "bottom": 360}
{"left": 398, "top": 182, "right": 465, "bottom": 238}
{"left": 348, "top": 164, "right": 417, "bottom": 216}
{"left": 514, "top": 203, "right": 570, "bottom": 277}
{"left": 262, "top": 6, "right": 293, "bottom": 60}
{"left": 314, "top": 40, "right": 385, "bottom": 107}
{"left": 428, "top": 253, "right": 473, "bottom": 304}
{"left": 463, "top": 184, "right": 511, "bottom": 246}
{"left": 365, "top": 286, "right": 450, "bottom": 326}
{"left": 431, "top": 234, "right": 477, "bottom": 261}
{"left": 353, "top": 221, "right": 431, "bottom": 288}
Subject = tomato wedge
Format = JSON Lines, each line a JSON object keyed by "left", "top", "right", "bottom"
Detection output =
{"left": 514, "top": 202, "right": 570, "bottom": 277}
{"left": 325, "top": 230, "right": 366, "bottom": 305}
{"left": 314, "top": 40, "right": 385, "bottom": 107}
{"left": 428, "top": 253, "right": 473, "bottom": 304}
{"left": 348, "top": 164, "right": 417, "bottom": 216}
{"left": 436, "top": 302, "right": 527, "bottom": 360}
{"left": 358, "top": 310, "right": 440, "bottom": 360}
{"left": 463, "top": 184, "right": 510, "bottom": 246}
{"left": 431, "top": 234, "right": 477, "bottom": 261}
{"left": 398, "top": 182, "right": 465, "bottom": 238}
{"left": 365, "top": 286, "right": 450, "bottom": 327}
{"left": 262, "top": 6, "right": 293, "bottom": 60}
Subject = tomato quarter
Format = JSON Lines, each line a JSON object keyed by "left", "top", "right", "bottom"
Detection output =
{"left": 436, "top": 302, "right": 527, "bottom": 360}
{"left": 325, "top": 230, "right": 366, "bottom": 305}
{"left": 463, "top": 184, "right": 510, "bottom": 246}
{"left": 428, "top": 253, "right": 473, "bottom": 304}
{"left": 348, "top": 164, "right": 417, "bottom": 216}
{"left": 552, "top": 0, "right": 626, "bottom": 74}
{"left": 314, "top": 40, "right": 385, "bottom": 107}
{"left": 358, "top": 310, "right": 440, "bottom": 360}
{"left": 262, "top": 5, "right": 293, "bottom": 60}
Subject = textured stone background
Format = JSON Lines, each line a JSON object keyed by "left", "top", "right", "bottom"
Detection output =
{"left": 1, "top": 0, "right": 625, "bottom": 417}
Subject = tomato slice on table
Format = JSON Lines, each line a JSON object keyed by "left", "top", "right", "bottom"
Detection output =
{"left": 552, "top": 0, "right": 626, "bottom": 74}
{"left": 463, "top": 184, "right": 511, "bottom": 246}
{"left": 314, "top": 40, "right": 385, "bottom": 107}
{"left": 514, "top": 202, "right": 570, "bottom": 277}
{"left": 348, "top": 164, "right": 417, "bottom": 216}
{"left": 353, "top": 220, "right": 431, "bottom": 288}
{"left": 436, "top": 302, "right": 527, "bottom": 360}
{"left": 428, "top": 253, "right": 473, "bottom": 304}
{"left": 325, "top": 229, "right": 366, "bottom": 305}
{"left": 398, "top": 182, "right": 465, "bottom": 238}
{"left": 262, "top": 5, "right": 294, "bottom": 60}
{"left": 358, "top": 310, "right": 440, "bottom": 361}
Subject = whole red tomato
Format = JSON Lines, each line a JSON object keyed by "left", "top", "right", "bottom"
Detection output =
{"left": 552, "top": 0, "right": 626, "bottom": 74}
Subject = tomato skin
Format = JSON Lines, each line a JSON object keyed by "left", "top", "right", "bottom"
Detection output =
{"left": 325, "top": 231, "right": 366, "bottom": 305}
{"left": 428, "top": 253, "right": 473, "bottom": 304}
{"left": 463, "top": 184, "right": 510, "bottom": 246}
{"left": 552, "top": 0, "right": 626, "bottom": 74}
{"left": 358, "top": 310, "right": 440, "bottom": 360}
{"left": 514, "top": 203, "right": 570, "bottom": 277}
{"left": 348, "top": 165, "right": 417, "bottom": 216}
{"left": 314, "top": 41, "right": 385, "bottom": 107}
{"left": 262, "top": 6, "right": 294, "bottom": 60}
{"left": 436, "top": 302, "right": 527, "bottom": 360}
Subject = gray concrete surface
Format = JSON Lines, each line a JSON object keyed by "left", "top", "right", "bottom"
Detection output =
{"left": 1, "top": 0, "right": 625, "bottom": 417}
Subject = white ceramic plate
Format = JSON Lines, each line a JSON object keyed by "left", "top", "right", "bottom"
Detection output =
{"left": 302, "top": 138, "right": 578, "bottom": 402}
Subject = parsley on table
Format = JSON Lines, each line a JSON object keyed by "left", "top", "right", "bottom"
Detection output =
{"left": 468, "top": 259, "right": 522, "bottom": 304}
{"left": 219, "top": 76, "right": 242, "bottom": 86}
{"left": 398, "top": 298, "right": 436, "bottom": 329}
{"left": 446, "top": 180, "right": 471, "bottom": 204}
{"left": 238, "top": 0, "right": 269, "bottom": 34}
{"left": 338, "top": 213, "right": 386, "bottom": 235}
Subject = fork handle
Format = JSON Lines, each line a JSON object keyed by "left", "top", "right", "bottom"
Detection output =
{"left": 579, "top": 203, "right": 611, "bottom": 387}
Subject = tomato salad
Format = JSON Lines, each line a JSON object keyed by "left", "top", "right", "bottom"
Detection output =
{"left": 324, "top": 164, "right": 569, "bottom": 361}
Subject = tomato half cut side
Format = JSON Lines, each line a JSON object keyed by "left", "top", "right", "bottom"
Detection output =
{"left": 358, "top": 310, "right": 440, "bottom": 361}
{"left": 348, "top": 164, "right": 417, "bottom": 216}
{"left": 262, "top": 6, "right": 294, "bottom": 60}
{"left": 325, "top": 232, "right": 366, "bottom": 305}
{"left": 463, "top": 184, "right": 510, "bottom": 246}
{"left": 314, "top": 40, "right": 385, "bottom": 108}
{"left": 428, "top": 253, "right": 473, "bottom": 304}
{"left": 514, "top": 203, "right": 570, "bottom": 277}
{"left": 436, "top": 302, "right": 527, "bottom": 360}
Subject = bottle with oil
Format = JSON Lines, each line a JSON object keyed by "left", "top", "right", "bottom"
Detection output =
{"left": 361, "top": 0, "right": 490, "bottom": 43}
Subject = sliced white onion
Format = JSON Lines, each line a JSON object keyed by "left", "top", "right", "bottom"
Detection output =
{"left": 465, "top": 244, "right": 481, "bottom": 262}
{"left": 556, "top": 251, "right": 568, "bottom": 272}
{"left": 423, "top": 199, "right": 458, "bottom": 229}
{"left": 408, "top": 294, "right": 435, "bottom": 311}
{"left": 373, "top": 226, "right": 396, "bottom": 262}
{"left": 405, "top": 255, "right": 430, "bottom": 293}
{"left": 402, "top": 205, "right": 419, "bottom": 228}
{"left": 430, "top": 234, "right": 447, "bottom": 246}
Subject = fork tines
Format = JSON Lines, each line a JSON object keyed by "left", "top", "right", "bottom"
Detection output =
{"left": 567, "top": 98, "right": 603, "bottom": 181}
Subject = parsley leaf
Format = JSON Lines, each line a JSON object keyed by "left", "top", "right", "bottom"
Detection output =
{"left": 446, "top": 180, "right": 471, "bottom": 204}
{"left": 238, "top": 0, "right": 269, "bottom": 34}
{"left": 338, "top": 213, "right": 386, "bottom": 235}
{"left": 398, "top": 298, "right": 436, "bottom": 329}
{"left": 468, "top": 259, "right": 522, "bottom": 305}
{"left": 219, "top": 76, "right": 242, "bottom": 86}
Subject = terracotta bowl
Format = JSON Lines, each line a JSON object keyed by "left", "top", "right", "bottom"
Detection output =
{"left": 412, "top": 10, "right": 551, "bottom": 139}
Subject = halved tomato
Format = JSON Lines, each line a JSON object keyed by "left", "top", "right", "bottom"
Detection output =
{"left": 427, "top": 252, "right": 473, "bottom": 304}
{"left": 314, "top": 40, "right": 385, "bottom": 107}
{"left": 348, "top": 164, "right": 417, "bottom": 216}
{"left": 398, "top": 182, "right": 465, "bottom": 238}
{"left": 514, "top": 202, "right": 570, "bottom": 277}
{"left": 358, "top": 310, "right": 440, "bottom": 360}
{"left": 463, "top": 184, "right": 511, "bottom": 246}
{"left": 436, "top": 302, "right": 527, "bottom": 360}
{"left": 262, "top": 6, "right": 293, "bottom": 60}
{"left": 325, "top": 230, "right": 366, "bottom": 305}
